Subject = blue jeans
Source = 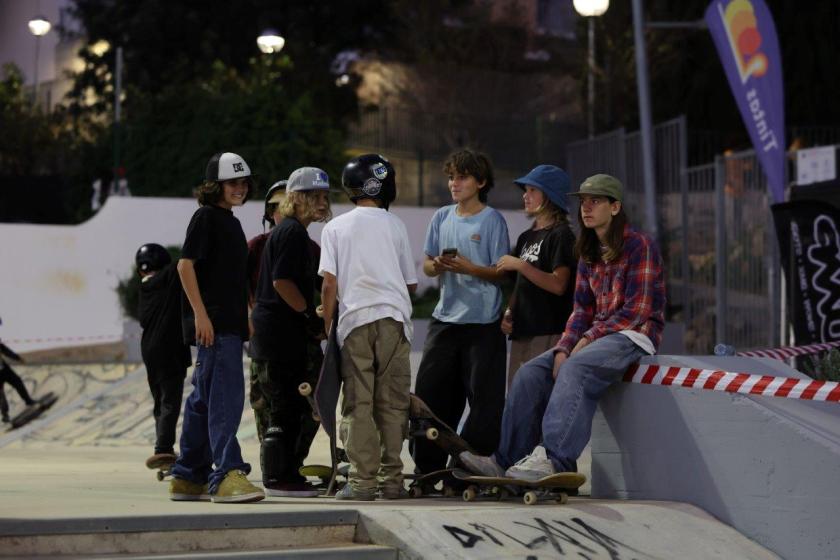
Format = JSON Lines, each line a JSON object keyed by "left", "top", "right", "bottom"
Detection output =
{"left": 494, "top": 333, "right": 645, "bottom": 472}
{"left": 172, "top": 335, "right": 251, "bottom": 493}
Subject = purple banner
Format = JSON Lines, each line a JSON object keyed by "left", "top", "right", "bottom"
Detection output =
{"left": 705, "top": 0, "right": 785, "bottom": 203}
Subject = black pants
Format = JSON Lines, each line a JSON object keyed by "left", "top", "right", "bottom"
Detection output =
{"left": 411, "top": 319, "right": 507, "bottom": 474}
{"left": 147, "top": 372, "right": 185, "bottom": 455}
{"left": 252, "top": 353, "right": 321, "bottom": 483}
{"left": 0, "top": 363, "right": 34, "bottom": 420}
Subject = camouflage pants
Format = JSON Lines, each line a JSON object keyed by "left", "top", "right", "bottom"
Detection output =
{"left": 249, "top": 340, "right": 323, "bottom": 476}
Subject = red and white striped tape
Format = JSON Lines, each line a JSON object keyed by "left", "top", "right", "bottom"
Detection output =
{"left": 737, "top": 340, "right": 840, "bottom": 360}
{"left": 624, "top": 363, "right": 840, "bottom": 403}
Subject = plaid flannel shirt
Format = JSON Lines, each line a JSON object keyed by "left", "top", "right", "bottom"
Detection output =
{"left": 556, "top": 226, "right": 665, "bottom": 354}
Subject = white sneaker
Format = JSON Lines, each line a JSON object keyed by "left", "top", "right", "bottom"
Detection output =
{"left": 505, "top": 445, "right": 556, "bottom": 481}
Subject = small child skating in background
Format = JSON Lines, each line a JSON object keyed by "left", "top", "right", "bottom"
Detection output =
{"left": 135, "top": 243, "right": 191, "bottom": 471}
{"left": 319, "top": 154, "right": 417, "bottom": 501}
{"left": 0, "top": 317, "right": 36, "bottom": 424}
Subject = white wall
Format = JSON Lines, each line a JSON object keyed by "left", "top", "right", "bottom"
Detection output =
{"left": 0, "top": 197, "right": 531, "bottom": 352}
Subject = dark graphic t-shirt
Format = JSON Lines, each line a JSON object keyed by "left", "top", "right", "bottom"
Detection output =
{"left": 510, "top": 223, "right": 576, "bottom": 338}
{"left": 139, "top": 263, "right": 191, "bottom": 378}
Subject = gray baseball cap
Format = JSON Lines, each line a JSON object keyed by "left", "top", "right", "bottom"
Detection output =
{"left": 286, "top": 167, "right": 330, "bottom": 192}
{"left": 569, "top": 174, "right": 623, "bottom": 202}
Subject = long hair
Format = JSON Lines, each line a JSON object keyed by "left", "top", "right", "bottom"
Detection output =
{"left": 193, "top": 178, "right": 253, "bottom": 207}
{"left": 279, "top": 191, "right": 332, "bottom": 223}
{"left": 575, "top": 202, "right": 627, "bottom": 264}
{"left": 530, "top": 198, "right": 569, "bottom": 229}
{"left": 443, "top": 148, "right": 495, "bottom": 203}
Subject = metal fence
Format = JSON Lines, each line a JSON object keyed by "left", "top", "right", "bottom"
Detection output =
{"left": 566, "top": 117, "right": 785, "bottom": 354}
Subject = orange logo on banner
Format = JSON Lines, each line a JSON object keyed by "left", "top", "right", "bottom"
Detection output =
{"left": 720, "top": 0, "right": 768, "bottom": 83}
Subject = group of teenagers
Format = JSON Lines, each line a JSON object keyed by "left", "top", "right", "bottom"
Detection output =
{"left": 136, "top": 147, "right": 666, "bottom": 504}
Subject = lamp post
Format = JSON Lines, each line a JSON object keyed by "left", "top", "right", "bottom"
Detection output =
{"left": 257, "top": 29, "right": 285, "bottom": 54}
{"left": 573, "top": 0, "right": 609, "bottom": 139}
{"left": 27, "top": 15, "right": 51, "bottom": 109}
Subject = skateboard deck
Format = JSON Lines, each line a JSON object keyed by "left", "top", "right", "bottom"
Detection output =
{"left": 299, "top": 463, "right": 350, "bottom": 490}
{"left": 452, "top": 469, "right": 586, "bottom": 505}
{"left": 313, "top": 315, "right": 342, "bottom": 495}
{"left": 409, "top": 394, "right": 476, "bottom": 458}
{"left": 7, "top": 392, "right": 57, "bottom": 430}
{"left": 146, "top": 453, "right": 177, "bottom": 481}
{"left": 405, "top": 468, "right": 459, "bottom": 498}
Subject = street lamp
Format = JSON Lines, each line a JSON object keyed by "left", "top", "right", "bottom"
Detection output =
{"left": 573, "top": 0, "right": 609, "bottom": 139}
{"left": 27, "top": 15, "right": 51, "bottom": 108}
{"left": 257, "top": 29, "right": 285, "bottom": 54}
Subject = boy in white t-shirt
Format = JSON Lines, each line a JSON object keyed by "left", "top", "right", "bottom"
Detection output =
{"left": 319, "top": 154, "right": 417, "bottom": 501}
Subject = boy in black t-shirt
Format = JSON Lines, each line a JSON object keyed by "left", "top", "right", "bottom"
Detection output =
{"left": 169, "top": 152, "right": 264, "bottom": 504}
{"left": 135, "top": 243, "right": 191, "bottom": 471}
{"left": 496, "top": 165, "right": 576, "bottom": 386}
{"left": 250, "top": 167, "right": 330, "bottom": 497}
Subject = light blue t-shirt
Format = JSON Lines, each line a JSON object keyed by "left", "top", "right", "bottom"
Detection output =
{"left": 424, "top": 205, "right": 510, "bottom": 324}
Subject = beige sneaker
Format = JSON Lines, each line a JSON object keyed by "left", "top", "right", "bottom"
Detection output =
{"left": 169, "top": 478, "right": 211, "bottom": 501}
{"left": 212, "top": 470, "right": 265, "bottom": 503}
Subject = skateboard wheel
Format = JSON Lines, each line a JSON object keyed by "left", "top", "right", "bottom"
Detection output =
{"left": 410, "top": 486, "right": 423, "bottom": 498}
{"left": 299, "top": 382, "right": 312, "bottom": 396}
{"left": 556, "top": 492, "right": 569, "bottom": 505}
{"left": 523, "top": 491, "right": 538, "bottom": 506}
{"left": 463, "top": 487, "right": 477, "bottom": 502}
{"left": 156, "top": 471, "right": 165, "bottom": 481}
{"left": 426, "top": 427, "right": 439, "bottom": 440}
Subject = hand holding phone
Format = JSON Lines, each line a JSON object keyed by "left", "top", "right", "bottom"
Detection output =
{"left": 441, "top": 248, "right": 458, "bottom": 258}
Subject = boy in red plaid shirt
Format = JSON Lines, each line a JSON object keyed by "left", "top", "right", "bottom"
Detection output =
{"left": 460, "top": 174, "right": 665, "bottom": 480}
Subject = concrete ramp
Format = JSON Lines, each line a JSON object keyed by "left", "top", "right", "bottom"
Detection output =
{"left": 593, "top": 355, "right": 840, "bottom": 560}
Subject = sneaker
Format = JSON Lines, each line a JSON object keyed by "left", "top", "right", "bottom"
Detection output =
{"left": 505, "top": 445, "right": 556, "bottom": 482}
{"left": 335, "top": 483, "right": 375, "bottom": 501}
{"left": 264, "top": 481, "right": 320, "bottom": 498}
{"left": 458, "top": 451, "right": 505, "bottom": 478}
{"left": 169, "top": 478, "right": 211, "bottom": 501}
{"left": 212, "top": 470, "right": 265, "bottom": 503}
{"left": 378, "top": 485, "right": 409, "bottom": 500}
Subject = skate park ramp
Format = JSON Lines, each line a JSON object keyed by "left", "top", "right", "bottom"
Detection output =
{"left": 593, "top": 354, "right": 840, "bottom": 560}
{"left": 0, "top": 360, "right": 787, "bottom": 559}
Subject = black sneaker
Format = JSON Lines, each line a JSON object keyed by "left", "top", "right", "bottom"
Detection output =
{"left": 264, "top": 481, "right": 320, "bottom": 498}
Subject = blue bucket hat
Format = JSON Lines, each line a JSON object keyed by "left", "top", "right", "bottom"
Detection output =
{"left": 513, "top": 165, "right": 571, "bottom": 214}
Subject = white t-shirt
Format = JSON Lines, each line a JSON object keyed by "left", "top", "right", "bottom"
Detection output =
{"left": 319, "top": 206, "right": 417, "bottom": 346}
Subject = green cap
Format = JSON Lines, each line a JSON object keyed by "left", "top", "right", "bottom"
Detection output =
{"left": 569, "top": 174, "right": 623, "bottom": 203}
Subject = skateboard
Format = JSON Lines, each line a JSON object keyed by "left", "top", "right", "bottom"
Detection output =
{"left": 405, "top": 468, "right": 460, "bottom": 498}
{"left": 452, "top": 469, "right": 586, "bottom": 505}
{"left": 7, "top": 392, "right": 58, "bottom": 431}
{"left": 312, "top": 315, "right": 342, "bottom": 495}
{"left": 409, "top": 394, "right": 477, "bottom": 458}
{"left": 146, "top": 453, "right": 177, "bottom": 481}
{"left": 299, "top": 463, "right": 350, "bottom": 490}
{"left": 298, "top": 382, "right": 321, "bottom": 422}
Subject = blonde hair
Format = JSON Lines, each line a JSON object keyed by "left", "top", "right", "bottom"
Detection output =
{"left": 529, "top": 198, "right": 568, "bottom": 228}
{"left": 279, "top": 191, "right": 332, "bottom": 222}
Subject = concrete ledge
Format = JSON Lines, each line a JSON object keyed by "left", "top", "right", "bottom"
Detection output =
{"left": 0, "top": 510, "right": 358, "bottom": 537}
{"left": 593, "top": 355, "right": 840, "bottom": 560}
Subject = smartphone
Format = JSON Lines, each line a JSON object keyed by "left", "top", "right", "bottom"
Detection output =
{"left": 441, "top": 248, "right": 458, "bottom": 258}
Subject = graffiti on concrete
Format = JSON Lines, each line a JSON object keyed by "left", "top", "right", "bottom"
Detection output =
{"left": 443, "top": 517, "right": 647, "bottom": 559}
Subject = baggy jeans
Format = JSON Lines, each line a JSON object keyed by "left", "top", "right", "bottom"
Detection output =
{"left": 171, "top": 334, "right": 251, "bottom": 493}
{"left": 494, "top": 333, "right": 646, "bottom": 472}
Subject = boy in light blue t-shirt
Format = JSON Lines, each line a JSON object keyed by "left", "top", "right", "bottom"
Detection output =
{"left": 411, "top": 148, "right": 510, "bottom": 479}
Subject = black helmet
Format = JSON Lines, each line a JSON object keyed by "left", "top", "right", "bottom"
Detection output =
{"left": 341, "top": 154, "right": 396, "bottom": 209}
{"left": 263, "top": 180, "right": 287, "bottom": 229}
{"left": 135, "top": 243, "right": 171, "bottom": 273}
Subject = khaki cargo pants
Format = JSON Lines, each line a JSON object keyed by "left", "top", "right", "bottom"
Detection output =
{"left": 339, "top": 317, "right": 410, "bottom": 492}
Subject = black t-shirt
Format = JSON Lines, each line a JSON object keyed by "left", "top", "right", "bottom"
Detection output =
{"left": 249, "top": 217, "right": 315, "bottom": 361}
{"left": 138, "top": 263, "right": 191, "bottom": 377}
{"left": 510, "top": 223, "right": 576, "bottom": 338}
{"left": 180, "top": 205, "right": 249, "bottom": 344}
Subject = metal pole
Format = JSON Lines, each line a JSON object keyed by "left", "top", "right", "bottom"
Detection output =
{"left": 587, "top": 17, "right": 595, "bottom": 139}
{"left": 631, "top": 0, "right": 659, "bottom": 241}
{"left": 113, "top": 47, "right": 123, "bottom": 185}
{"left": 32, "top": 35, "right": 40, "bottom": 108}
{"left": 714, "top": 155, "right": 727, "bottom": 346}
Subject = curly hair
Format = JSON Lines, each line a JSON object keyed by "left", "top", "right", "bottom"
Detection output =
{"left": 443, "top": 148, "right": 495, "bottom": 203}
{"left": 279, "top": 191, "right": 332, "bottom": 223}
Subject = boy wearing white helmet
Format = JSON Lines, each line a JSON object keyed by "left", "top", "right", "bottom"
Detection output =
{"left": 170, "top": 152, "right": 264, "bottom": 503}
{"left": 250, "top": 167, "right": 331, "bottom": 497}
